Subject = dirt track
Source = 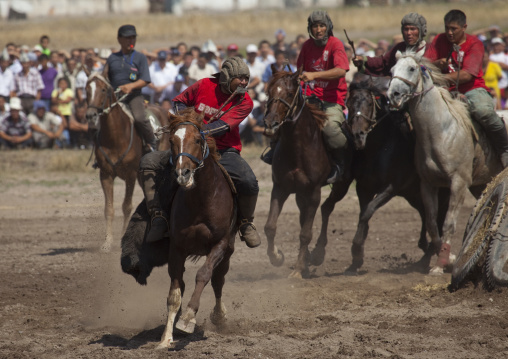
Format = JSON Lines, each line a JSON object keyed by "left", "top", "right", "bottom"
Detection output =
{"left": 1, "top": 149, "right": 507, "bottom": 359}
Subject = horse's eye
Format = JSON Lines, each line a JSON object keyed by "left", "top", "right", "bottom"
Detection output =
{"left": 195, "top": 139, "right": 200, "bottom": 145}
{"left": 409, "top": 67, "right": 415, "bottom": 72}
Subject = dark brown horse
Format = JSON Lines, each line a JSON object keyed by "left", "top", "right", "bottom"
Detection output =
{"left": 149, "top": 110, "right": 236, "bottom": 348}
{"left": 263, "top": 68, "right": 354, "bottom": 278}
{"left": 85, "top": 65, "right": 169, "bottom": 251}
{"left": 310, "top": 73, "right": 448, "bottom": 273}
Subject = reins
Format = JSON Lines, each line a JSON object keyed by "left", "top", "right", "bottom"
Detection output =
{"left": 87, "top": 74, "right": 136, "bottom": 171}
{"left": 390, "top": 62, "right": 435, "bottom": 109}
{"left": 349, "top": 91, "right": 390, "bottom": 134}
{"left": 169, "top": 121, "right": 210, "bottom": 174}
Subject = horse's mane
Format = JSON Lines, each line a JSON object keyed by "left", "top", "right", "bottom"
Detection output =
{"left": 267, "top": 70, "right": 327, "bottom": 130}
{"left": 399, "top": 51, "right": 475, "bottom": 138}
{"left": 168, "top": 108, "right": 219, "bottom": 161}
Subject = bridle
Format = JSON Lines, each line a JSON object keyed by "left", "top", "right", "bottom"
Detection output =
{"left": 170, "top": 121, "right": 210, "bottom": 173}
{"left": 264, "top": 80, "right": 307, "bottom": 133}
{"left": 86, "top": 74, "right": 128, "bottom": 116}
{"left": 389, "top": 59, "right": 434, "bottom": 109}
{"left": 348, "top": 90, "right": 390, "bottom": 135}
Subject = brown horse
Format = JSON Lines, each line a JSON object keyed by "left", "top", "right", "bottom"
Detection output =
{"left": 263, "top": 68, "right": 353, "bottom": 278}
{"left": 146, "top": 110, "right": 236, "bottom": 348}
{"left": 85, "top": 65, "right": 169, "bottom": 251}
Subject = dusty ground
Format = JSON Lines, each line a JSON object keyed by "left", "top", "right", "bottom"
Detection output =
{"left": 1, "top": 148, "right": 507, "bottom": 359}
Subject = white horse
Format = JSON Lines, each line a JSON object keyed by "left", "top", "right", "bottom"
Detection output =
{"left": 387, "top": 48, "right": 504, "bottom": 274}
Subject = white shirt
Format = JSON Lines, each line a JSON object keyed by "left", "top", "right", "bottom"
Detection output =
{"left": 152, "top": 62, "right": 178, "bottom": 88}
{"left": 0, "top": 67, "right": 15, "bottom": 97}
{"left": 188, "top": 63, "right": 215, "bottom": 84}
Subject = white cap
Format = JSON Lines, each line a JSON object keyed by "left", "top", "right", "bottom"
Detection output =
{"left": 33, "top": 44, "right": 43, "bottom": 52}
{"left": 246, "top": 44, "right": 258, "bottom": 54}
{"left": 492, "top": 37, "right": 505, "bottom": 45}
{"left": 9, "top": 97, "right": 22, "bottom": 111}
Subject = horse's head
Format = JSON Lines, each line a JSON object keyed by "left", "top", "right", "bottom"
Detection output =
{"left": 347, "top": 74, "right": 390, "bottom": 150}
{"left": 264, "top": 67, "right": 303, "bottom": 135}
{"left": 85, "top": 64, "right": 114, "bottom": 127}
{"left": 168, "top": 110, "right": 210, "bottom": 190}
{"left": 387, "top": 49, "right": 425, "bottom": 109}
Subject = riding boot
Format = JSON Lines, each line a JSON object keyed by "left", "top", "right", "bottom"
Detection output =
{"left": 488, "top": 126, "right": 508, "bottom": 168}
{"left": 326, "top": 147, "right": 346, "bottom": 184}
{"left": 237, "top": 194, "right": 262, "bottom": 248}
{"left": 140, "top": 170, "right": 168, "bottom": 243}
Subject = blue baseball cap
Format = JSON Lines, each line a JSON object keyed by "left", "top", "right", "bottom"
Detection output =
{"left": 33, "top": 100, "right": 48, "bottom": 111}
{"left": 157, "top": 50, "right": 167, "bottom": 60}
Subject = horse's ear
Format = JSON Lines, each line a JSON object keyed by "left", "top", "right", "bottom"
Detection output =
{"left": 291, "top": 66, "right": 303, "bottom": 81}
{"left": 414, "top": 47, "right": 425, "bottom": 61}
{"left": 82, "top": 63, "right": 90, "bottom": 77}
{"left": 101, "top": 62, "right": 109, "bottom": 78}
{"left": 395, "top": 50, "right": 402, "bottom": 60}
{"left": 271, "top": 63, "right": 278, "bottom": 76}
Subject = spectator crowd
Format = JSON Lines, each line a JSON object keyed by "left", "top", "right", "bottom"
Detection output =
{"left": 1, "top": 24, "right": 508, "bottom": 150}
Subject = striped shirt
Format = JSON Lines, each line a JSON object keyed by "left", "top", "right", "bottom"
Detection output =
{"left": 14, "top": 68, "right": 45, "bottom": 97}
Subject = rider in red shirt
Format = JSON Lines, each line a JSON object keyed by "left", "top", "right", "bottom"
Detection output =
{"left": 425, "top": 9, "right": 508, "bottom": 167}
{"left": 139, "top": 57, "right": 261, "bottom": 248}
{"left": 261, "top": 10, "right": 350, "bottom": 184}
{"left": 353, "top": 13, "right": 428, "bottom": 76}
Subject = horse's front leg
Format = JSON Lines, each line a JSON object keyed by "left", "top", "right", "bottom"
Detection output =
{"left": 121, "top": 174, "right": 136, "bottom": 235}
{"left": 347, "top": 186, "right": 395, "bottom": 274}
{"left": 291, "top": 188, "right": 321, "bottom": 279}
{"left": 176, "top": 239, "right": 229, "bottom": 334}
{"left": 264, "top": 185, "right": 290, "bottom": 267}
{"left": 100, "top": 170, "right": 115, "bottom": 252}
{"left": 311, "top": 180, "right": 350, "bottom": 266}
{"left": 430, "top": 177, "right": 468, "bottom": 274}
{"left": 210, "top": 243, "right": 234, "bottom": 326}
{"left": 158, "top": 253, "right": 185, "bottom": 349}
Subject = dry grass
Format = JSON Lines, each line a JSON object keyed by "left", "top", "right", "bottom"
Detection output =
{"left": 2, "top": 2, "right": 507, "bottom": 51}
{"left": 0, "top": 149, "right": 95, "bottom": 174}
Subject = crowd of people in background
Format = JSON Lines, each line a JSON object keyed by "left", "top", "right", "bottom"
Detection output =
{"left": 1, "top": 23, "right": 508, "bottom": 151}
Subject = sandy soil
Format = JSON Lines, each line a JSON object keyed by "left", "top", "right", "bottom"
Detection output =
{"left": 1, "top": 149, "right": 507, "bottom": 359}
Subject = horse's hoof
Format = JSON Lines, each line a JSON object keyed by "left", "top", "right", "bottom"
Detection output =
{"left": 268, "top": 248, "right": 285, "bottom": 267}
{"left": 288, "top": 270, "right": 303, "bottom": 279}
{"left": 429, "top": 266, "right": 444, "bottom": 275}
{"left": 156, "top": 339, "right": 174, "bottom": 349}
{"left": 210, "top": 311, "right": 227, "bottom": 326}
{"left": 344, "top": 265, "right": 359, "bottom": 276}
{"left": 309, "top": 246, "right": 325, "bottom": 266}
{"left": 175, "top": 318, "right": 196, "bottom": 334}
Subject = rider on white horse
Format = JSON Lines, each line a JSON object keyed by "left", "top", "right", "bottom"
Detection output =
{"left": 353, "top": 12, "right": 428, "bottom": 76}
{"left": 426, "top": 9, "right": 508, "bottom": 168}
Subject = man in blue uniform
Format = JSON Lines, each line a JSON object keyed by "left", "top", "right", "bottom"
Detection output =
{"left": 105, "top": 25, "right": 156, "bottom": 149}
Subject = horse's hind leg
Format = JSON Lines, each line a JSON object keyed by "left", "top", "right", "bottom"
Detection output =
{"left": 176, "top": 240, "right": 229, "bottom": 333}
{"left": 158, "top": 253, "right": 185, "bottom": 349}
{"left": 210, "top": 245, "right": 233, "bottom": 326}
{"left": 265, "top": 186, "right": 290, "bottom": 267}
{"left": 290, "top": 188, "right": 321, "bottom": 279}
{"left": 121, "top": 174, "right": 136, "bottom": 235}
{"left": 311, "top": 181, "right": 350, "bottom": 266}
{"left": 100, "top": 171, "right": 115, "bottom": 252}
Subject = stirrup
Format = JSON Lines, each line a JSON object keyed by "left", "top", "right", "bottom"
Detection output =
{"left": 326, "top": 164, "right": 343, "bottom": 184}
{"left": 238, "top": 219, "right": 261, "bottom": 248}
{"left": 146, "top": 210, "right": 169, "bottom": 243}
{"left": 260, "top": 147, "right": 273, "bottom": 165}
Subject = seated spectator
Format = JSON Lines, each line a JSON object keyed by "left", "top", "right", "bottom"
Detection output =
{"left": 226, "top": 43, "right": 239, "bottom": 58}
{"left": 178, "top": 51, "right": 194, "bottom": 85}
{"left": 148, "top": 50, "right": 178, "bottom": 103}
{"left": 244, "top": 44, "right": 266, "bottom": 95}
{"left": 257, "top": 40, "right": 275, "bottom": 68}
{"left": 68, "top": 104, "right": 91, "bottom": 149}
{"left": 272, "top": 29, "right": 289, "bottom": 53}
{"left": 262, "top": 50, "right": 290, "bottom": 92}
{"left": 49, "top": 102, "right": 70, "bottom": 147}
{"left": 0, "top": 96, "right": 10, "bottom": 119}
{"left": 0, "top": 97, "right": 32, "bottom": 149}
{"left": 295, "top": 34, "right": 306, "bottom": 49}
{"left": 201, "top": 39, "right": 220, "bottom": 71}
{"left": 159, "top": 74, "right": 187, "bottom": 104}
{"left": 0, "top": 50, "right": 15, "bottom": 101}
{"left": 11, "top": 53, "right": 44, "bottom": 116}
{"left": 240, "top": 91, "right": 266, "bottom": 146}
{"left": 28, "top": 100, "right": 65, "bottom": 149}
{"left": 188, "top": 53, "right": 216, "bottom": 85}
